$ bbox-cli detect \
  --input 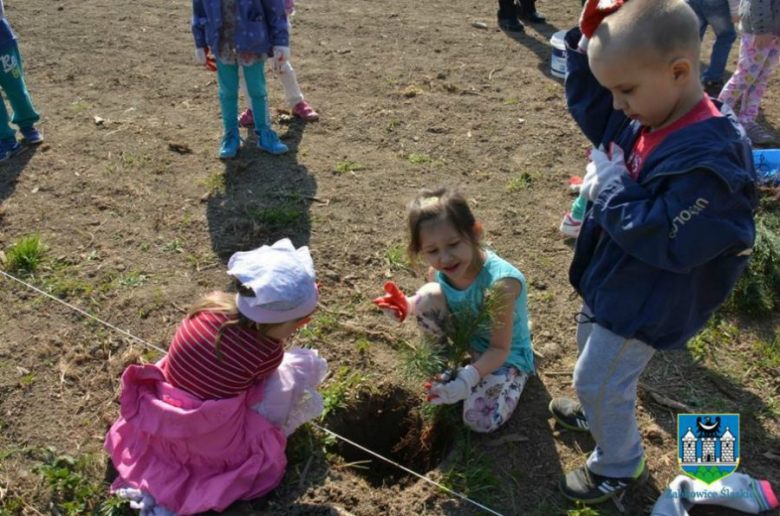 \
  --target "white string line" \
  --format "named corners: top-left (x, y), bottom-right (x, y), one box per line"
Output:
top-left (1, 269), bottom-right (504, 516)
top-left (310, 422), bottom-right (504, 516)
top-left (1, 270), bottom-right (169, 356)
